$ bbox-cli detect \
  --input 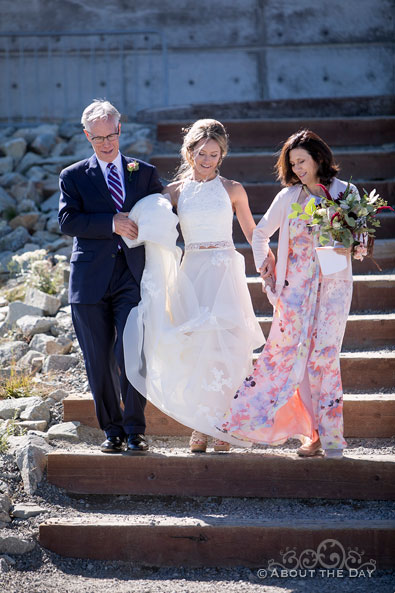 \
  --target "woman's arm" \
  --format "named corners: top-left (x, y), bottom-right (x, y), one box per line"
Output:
top-left (162, 181), bottom-right (181, 208)
top-left (225, 178), bottom-right (276, 283)
top-left (252, 190), bottom-right (285, 272)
